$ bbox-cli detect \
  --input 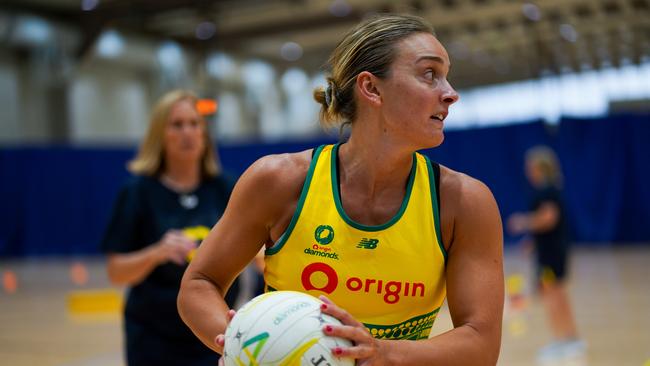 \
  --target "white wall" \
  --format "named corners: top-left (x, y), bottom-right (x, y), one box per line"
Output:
top-left (0, 57), bottom-right (20, 142)
top-left (69, 63), bottom-right (149, 144)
